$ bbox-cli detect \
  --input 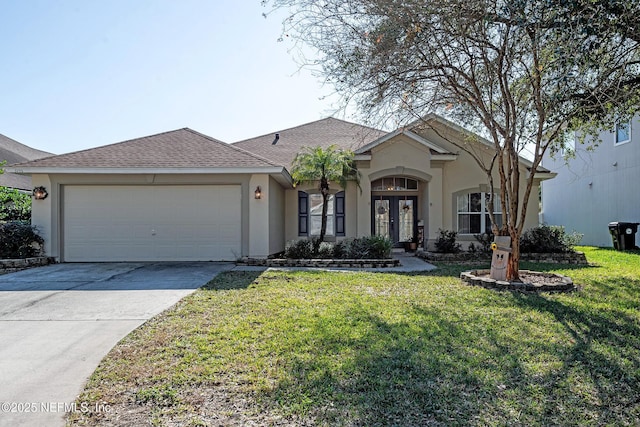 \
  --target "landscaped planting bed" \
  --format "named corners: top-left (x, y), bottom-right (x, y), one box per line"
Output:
top-left (237, 257), bottom-right (399, 268)
top-left (418, 249), bottom-right (588, 265)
